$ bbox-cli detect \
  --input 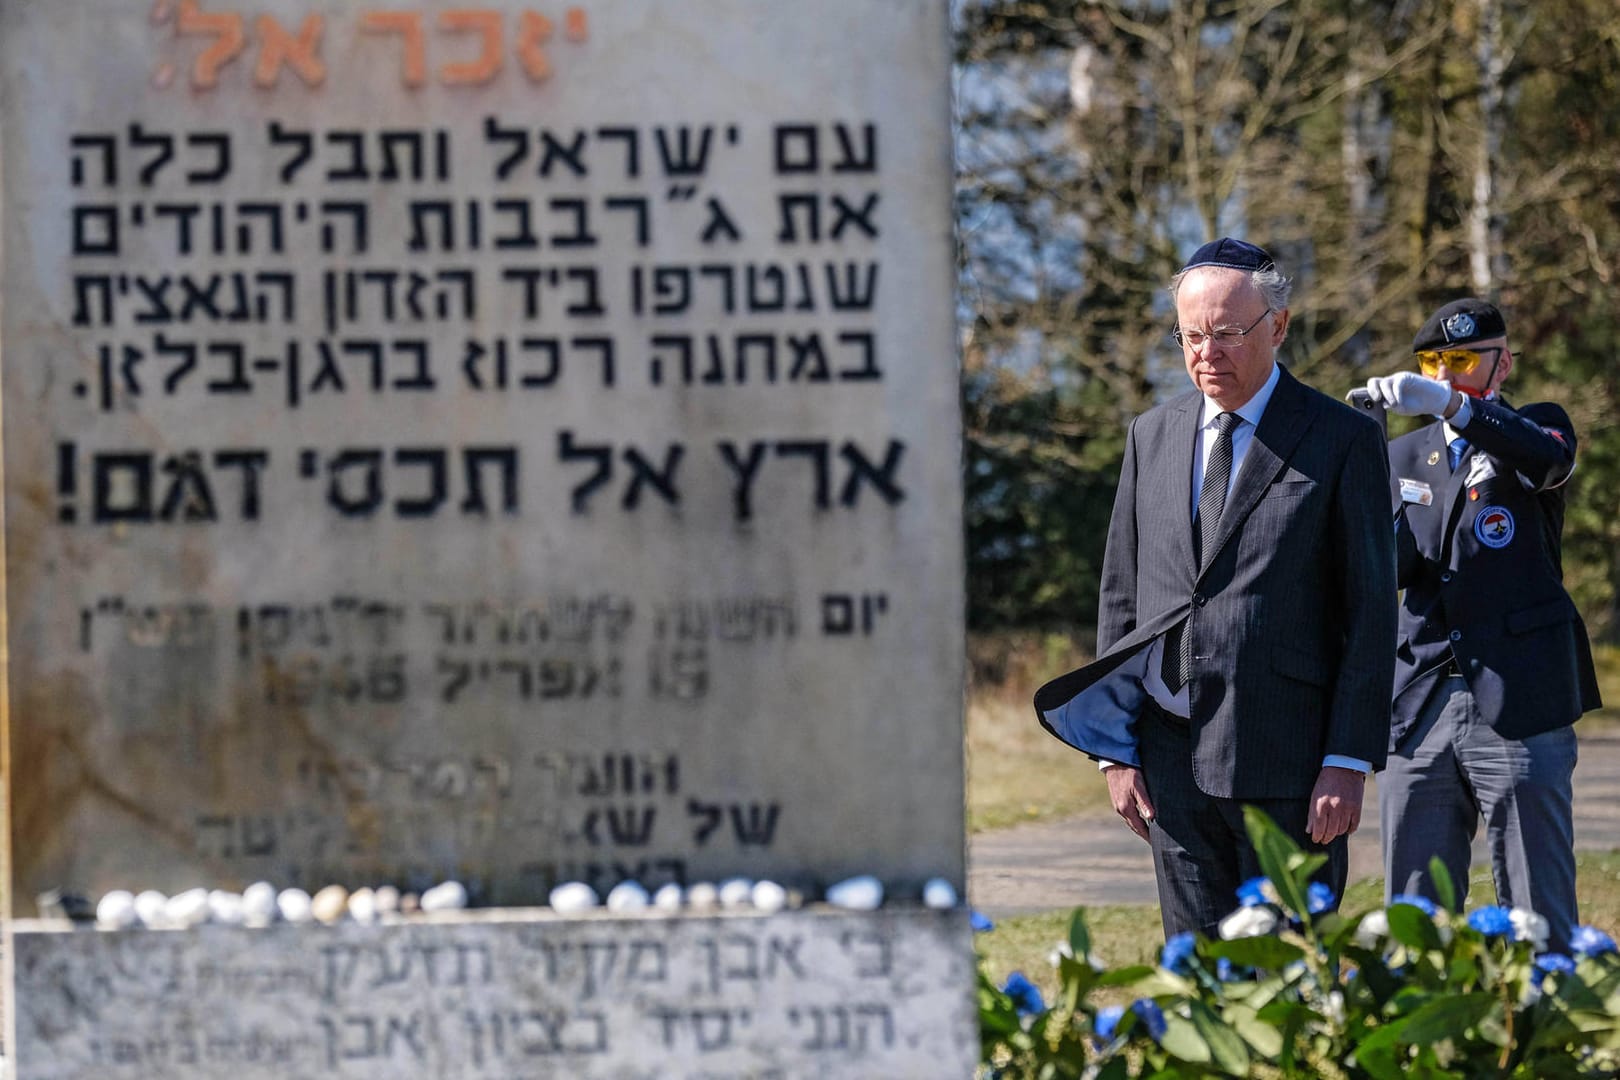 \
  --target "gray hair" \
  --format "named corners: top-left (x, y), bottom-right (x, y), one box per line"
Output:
top-left (1170, 265), bottom-right (1293, 312)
